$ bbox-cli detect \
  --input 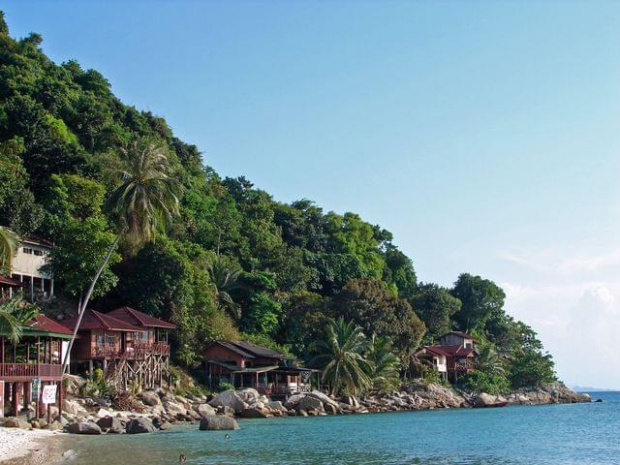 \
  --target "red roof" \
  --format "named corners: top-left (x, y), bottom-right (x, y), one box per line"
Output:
top-left (107, 307), bottom-right (176, 330)
top-left (26, 314), bottom-right (73, 336)
top-left (0, 275), bottom-right (23, 287)
top-left (418, 345), bottom-right (477, 358)
top-left (62, 309), bottom-right (141, 332)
